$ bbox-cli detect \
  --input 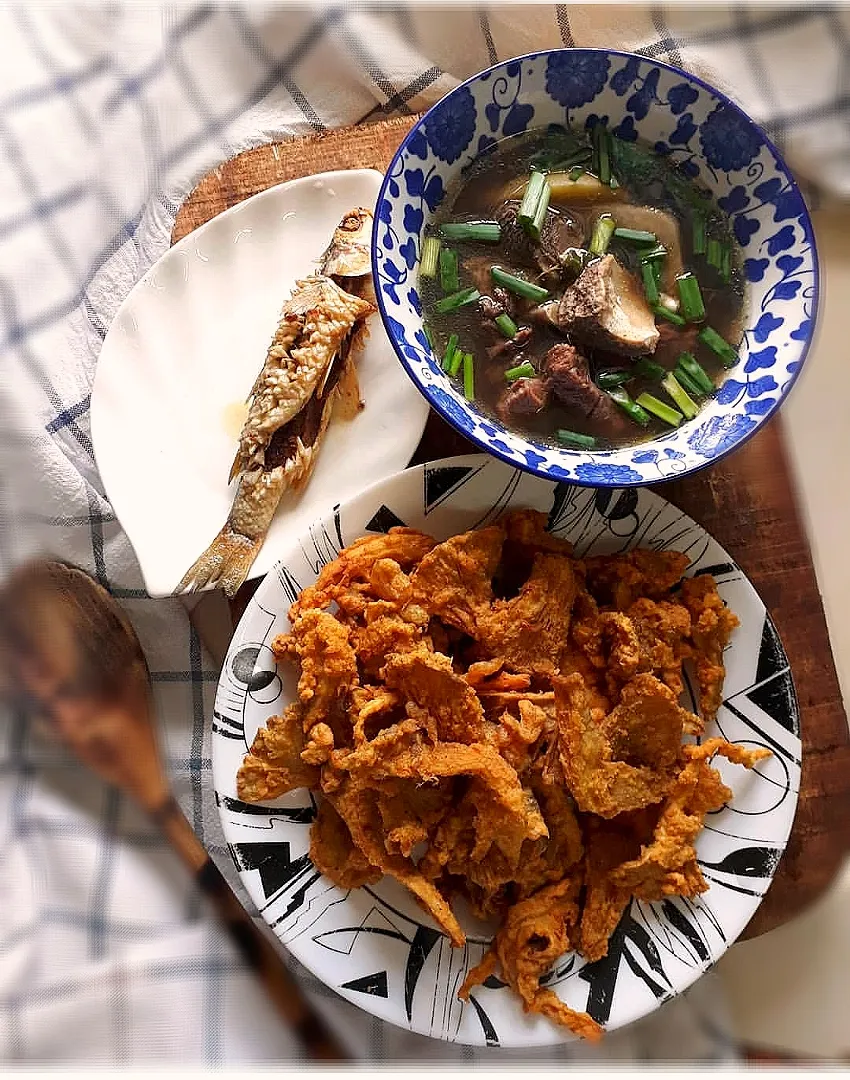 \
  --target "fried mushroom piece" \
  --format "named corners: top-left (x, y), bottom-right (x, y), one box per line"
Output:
top-left (478, 552), bottom-right (578, 673)
top-left (382, 646), bottom-right (486, 744)
top-left (680, 574), bottom-right (740, 724)
top-left (280, 609), bottom-right (359, 735)
top-left (555, 672), bottom-right (693, 818)
top-left (583, 549), bottom-right (690, 611)
top-left (290, 527), bottom-right (436, 618)
top-left (409, 525), bottom-right (505, 637)
top-left (236, 704), bottom-right (320, 802)
top-left (309, 798), bottom-right (382, 888)
top-left (459, 875), bottom-right (603, 1043)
